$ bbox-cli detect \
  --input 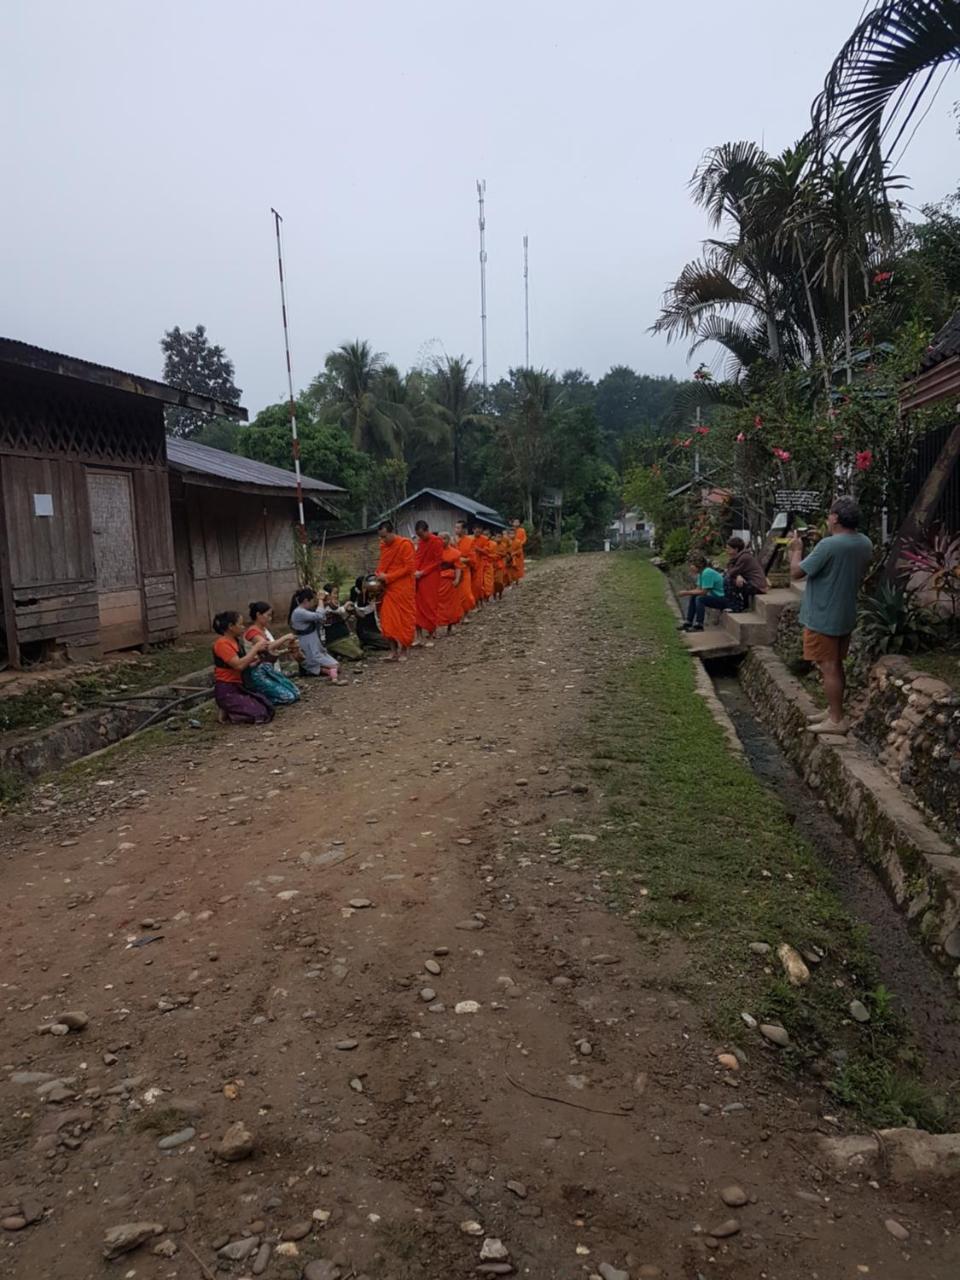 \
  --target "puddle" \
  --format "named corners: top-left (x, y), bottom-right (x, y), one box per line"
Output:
top-left (712, 668), bottom-right (960, 1084)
